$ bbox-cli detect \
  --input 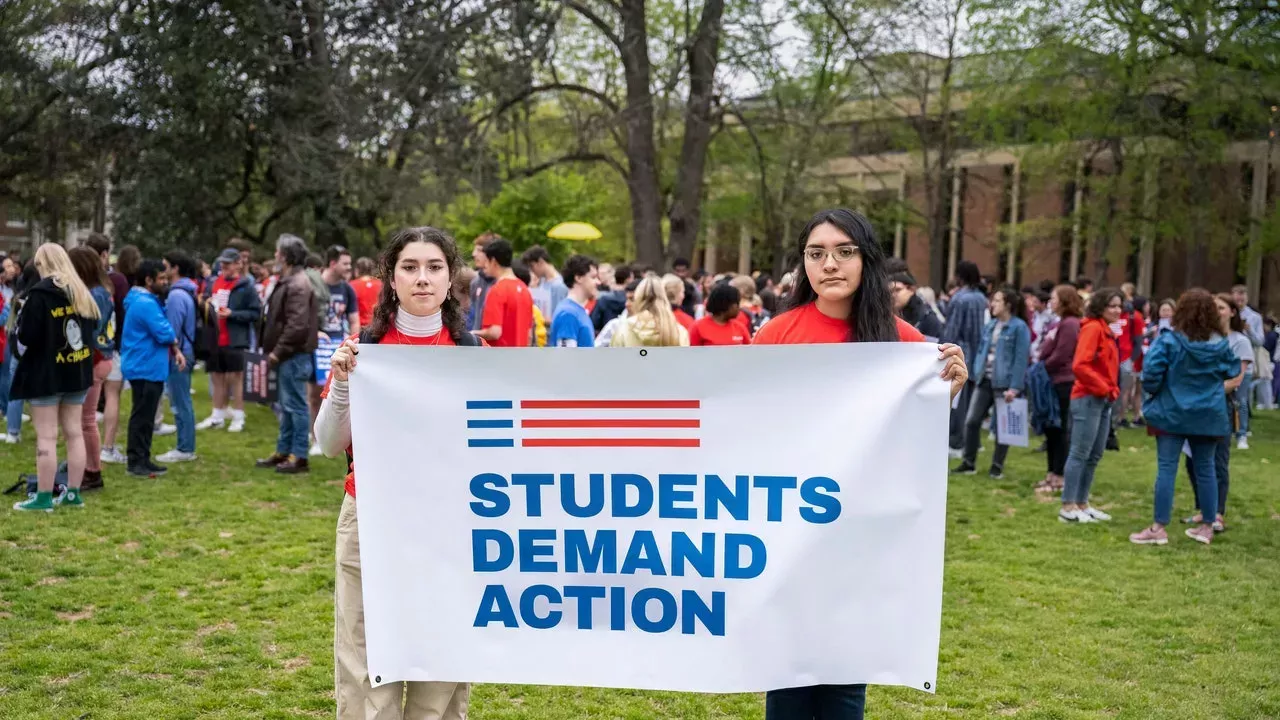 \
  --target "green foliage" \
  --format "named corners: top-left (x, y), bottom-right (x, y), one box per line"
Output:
top-left (445, 171), bottom-right (617, 265)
